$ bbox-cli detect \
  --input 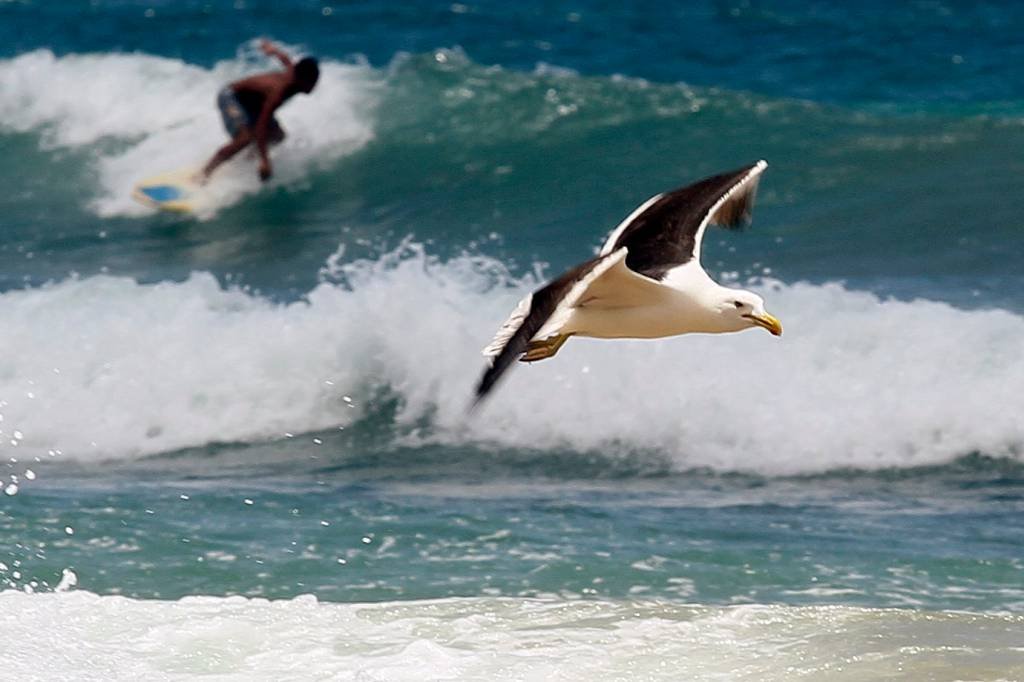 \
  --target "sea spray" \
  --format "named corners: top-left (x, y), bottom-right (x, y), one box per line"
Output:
top-left (0, 246), bottom-right (1020, 472)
